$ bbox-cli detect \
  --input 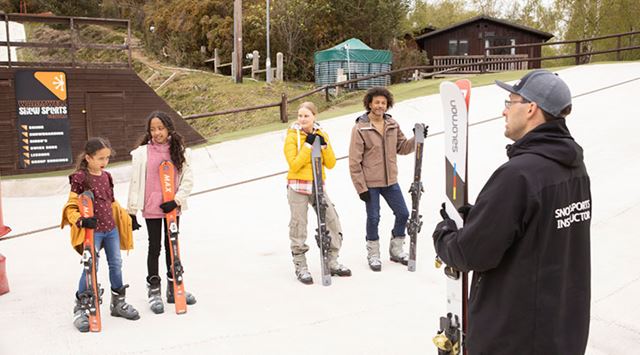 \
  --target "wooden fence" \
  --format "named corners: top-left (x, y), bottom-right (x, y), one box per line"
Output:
top-left (184, 29), bottom-right (639, 124)
top-left (433, 54), bottom-right (529, 73)
top-left (1, 12), bottom-right (131, 69)
top-left (204, 48), bottom-right (283, 81)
